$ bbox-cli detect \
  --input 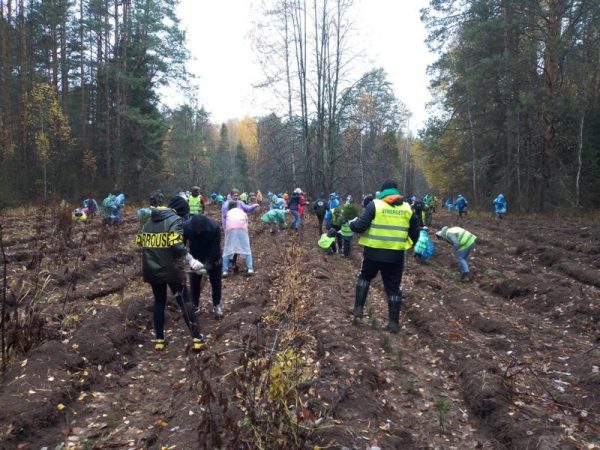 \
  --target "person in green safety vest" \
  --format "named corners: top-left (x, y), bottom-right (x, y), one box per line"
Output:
top-left (349, 179), bottom-right (420, 333)
top-left (435, 225), bottom-right (477, 281)
top-left (318, 228), bottom-right (338, 254)
top-left (188, 186), bottom-right (205, 216)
